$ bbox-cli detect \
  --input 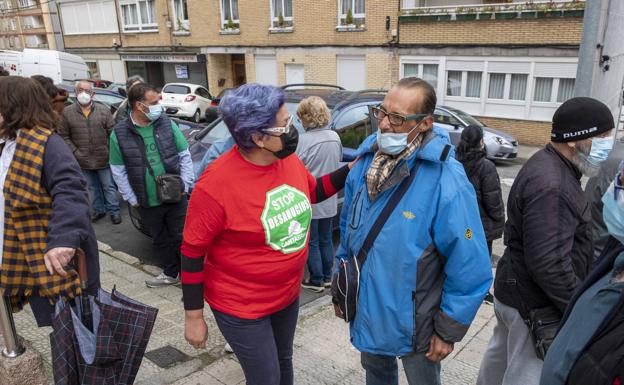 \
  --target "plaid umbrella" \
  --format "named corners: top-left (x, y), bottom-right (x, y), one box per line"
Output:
top-left (50, 285), bottom-right (158, 385)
